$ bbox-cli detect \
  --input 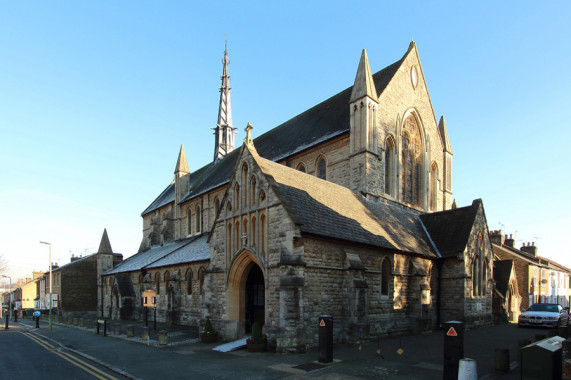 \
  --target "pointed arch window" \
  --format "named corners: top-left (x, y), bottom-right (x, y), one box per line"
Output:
top-left (187, 208), bottom-right (192, 235)
top-left (381, 257), bottom-right (391, 296)
top-left (164, 271), bottom-right (170, 283)
top-left (242, 163), bottom-right (248, 207)
top-left (227, 221), bottom-right (233, 258)
top-left (242, 217), bottom-right (248, 247)
top-left (251, 215), bottom-right (257, 248)
top-left (385, 136), bottom-right (395, 197)
top-left (260, 212), bottom-right (266, 253)
top-left (155, 273), bottom-right (160, 295)
top-left (195, 205), bottom-right (201, 234)
top-left (234, 183), bottom-right (240, 210)
top-left (401, 115), bottom-right (423, 207)
top-left (186, 269), bottom-right (193, 295)
top-left (250, 176), bottom-right (257, 206)
top-left (430, 162), bottom-right (438, 211)
top-left (316, 155), bottom-right (327, 180)
top-left (198, 267), bottom-right (205, 293)
top-left (296, 163), bottom-right (306, 173)
top-left (215, 197), bottom-right (220, 216)
top-left (235, 220), bottom-right (240, 251)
